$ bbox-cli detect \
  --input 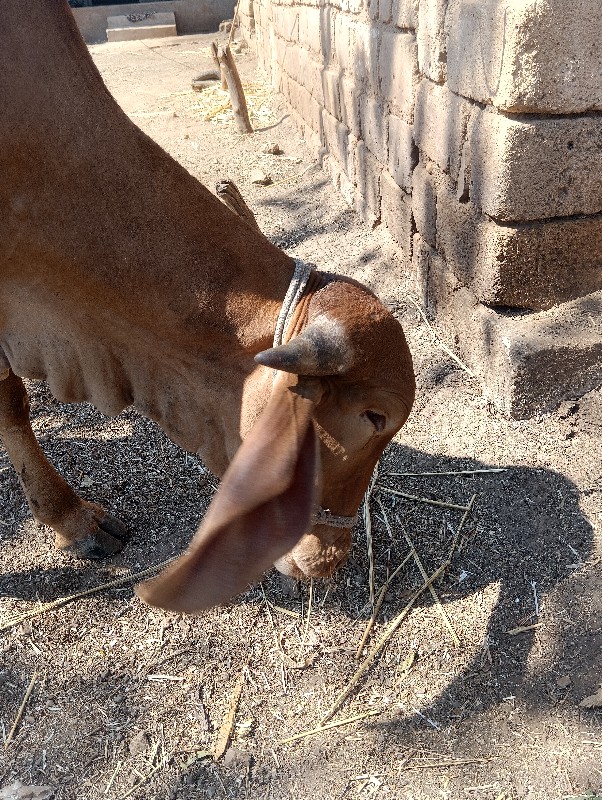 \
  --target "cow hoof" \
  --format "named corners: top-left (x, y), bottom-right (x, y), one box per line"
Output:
top-left (55, 503), bottom-right (129, 559)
